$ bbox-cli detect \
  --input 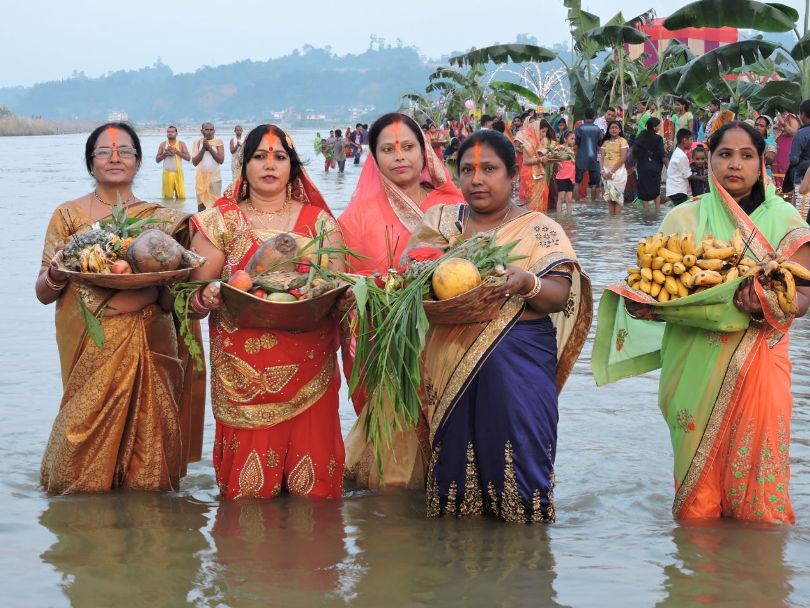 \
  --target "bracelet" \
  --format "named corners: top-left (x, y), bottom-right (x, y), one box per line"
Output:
top-left (45, 267), bottom-right (68, 291)
top-left (520, 275), bottom-right (543, 300)
top-left (190, 288), bottom-right (210, 315)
